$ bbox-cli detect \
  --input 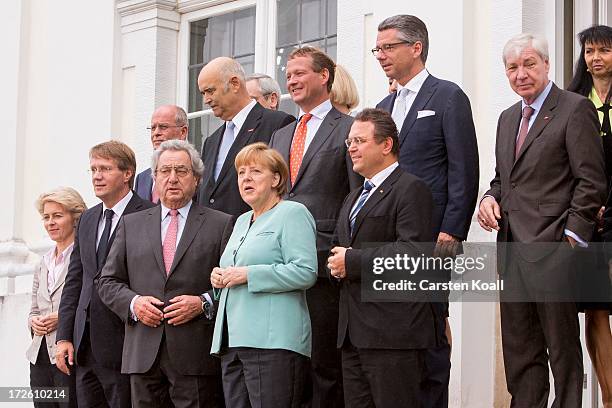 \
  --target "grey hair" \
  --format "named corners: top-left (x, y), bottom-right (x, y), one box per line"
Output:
top-left (151, 140), bottom-right (204, 178)
top-left (246, 73), bottom-right (282, 98)
top-left (502, 33), bottom-right (549, 65)
top-left (221, 59), bottom-right (247, 91)
top-left (173, 106), bottom-right (188, 127)
top-left (378, 15), bottom-right (429, 63)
